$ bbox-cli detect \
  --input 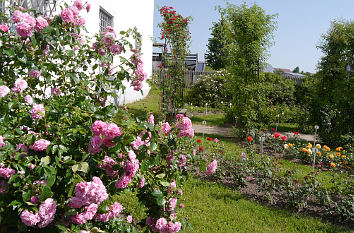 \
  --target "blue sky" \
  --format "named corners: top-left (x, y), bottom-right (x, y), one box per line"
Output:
top-left (153, 0), bottom-right (354, 73)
